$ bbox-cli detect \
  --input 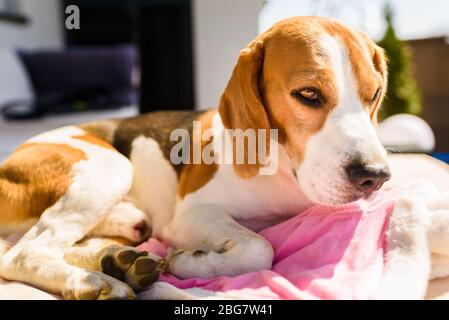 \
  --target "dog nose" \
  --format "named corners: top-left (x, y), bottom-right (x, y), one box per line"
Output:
top-left (133, 220), bottom-right (151, 239)
top-left (345, 163), bottom-right (391, 192)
